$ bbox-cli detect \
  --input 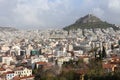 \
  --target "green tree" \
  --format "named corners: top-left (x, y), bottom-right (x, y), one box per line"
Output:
top-left (98, 50), bottom-right (102, 60)
top-left (111, 44), bottom-right (114, 50)
top-left (102, 46), bottom-right (106, 58)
